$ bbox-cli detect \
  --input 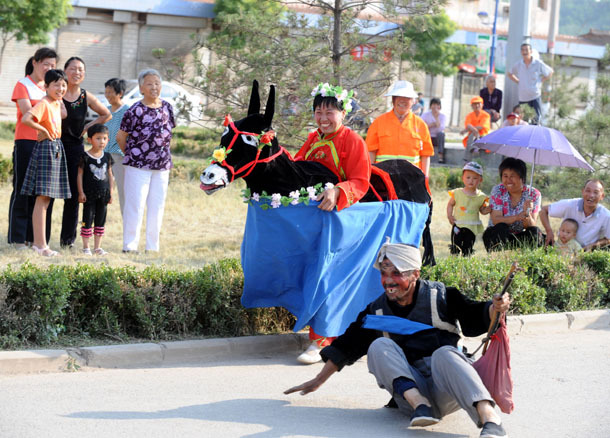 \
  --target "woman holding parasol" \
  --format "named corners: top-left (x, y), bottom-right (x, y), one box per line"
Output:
top-left (483, 157), bottom-right (543, 252)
